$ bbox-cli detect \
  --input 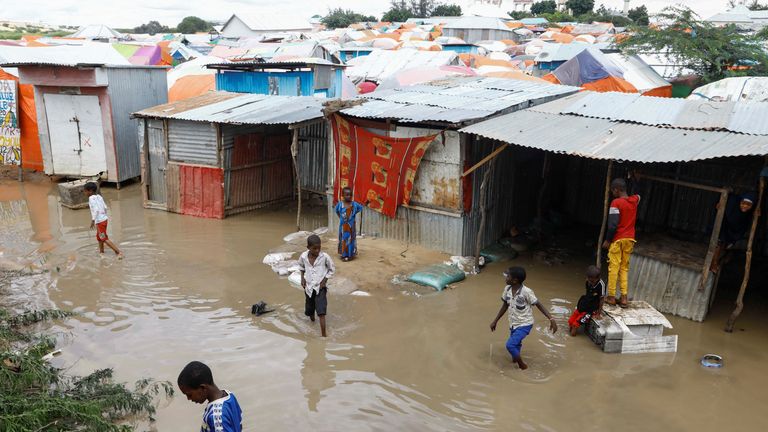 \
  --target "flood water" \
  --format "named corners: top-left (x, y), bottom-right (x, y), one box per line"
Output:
top-left (2, 179), bottom-right (767, 432)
